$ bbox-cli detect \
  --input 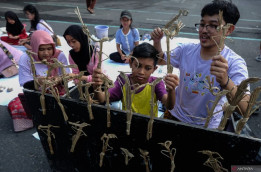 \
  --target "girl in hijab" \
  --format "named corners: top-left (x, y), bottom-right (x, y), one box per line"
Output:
top-left (19, 30), bottom-right (70, 87)
top-left (63, 25), bottom-right (99, 83)
top-left (1, 11), bottom-right (28, 45)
